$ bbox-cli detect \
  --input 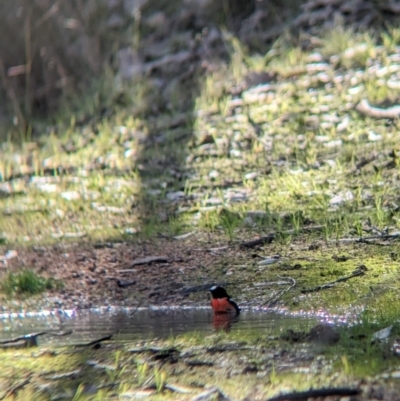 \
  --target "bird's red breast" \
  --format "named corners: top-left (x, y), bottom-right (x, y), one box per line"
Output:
top-left (211, 297), bottom-right (238, 314)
